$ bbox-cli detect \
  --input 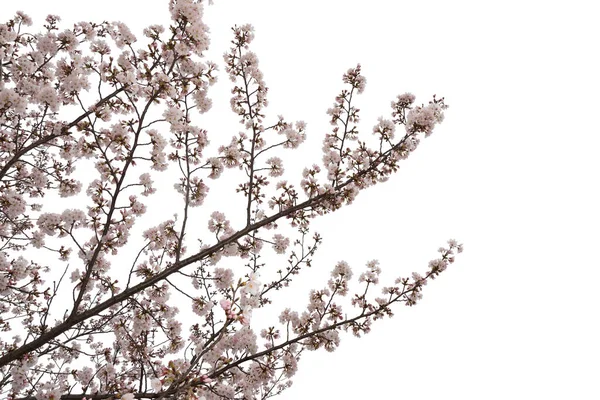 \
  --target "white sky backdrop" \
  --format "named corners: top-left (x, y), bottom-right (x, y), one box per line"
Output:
top-left (4, 0), bottom-right (600, 399)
